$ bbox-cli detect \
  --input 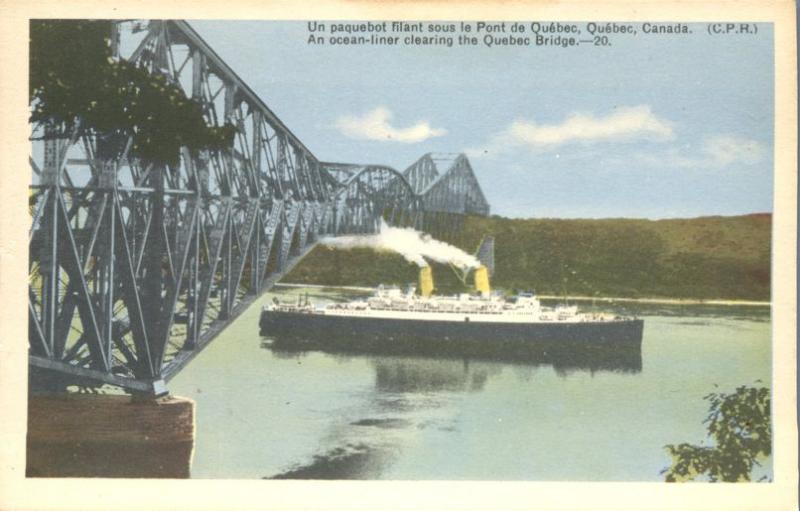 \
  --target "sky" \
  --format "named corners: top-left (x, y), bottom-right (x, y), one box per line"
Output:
top-left (190, 21), bottom-right (774, 219)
